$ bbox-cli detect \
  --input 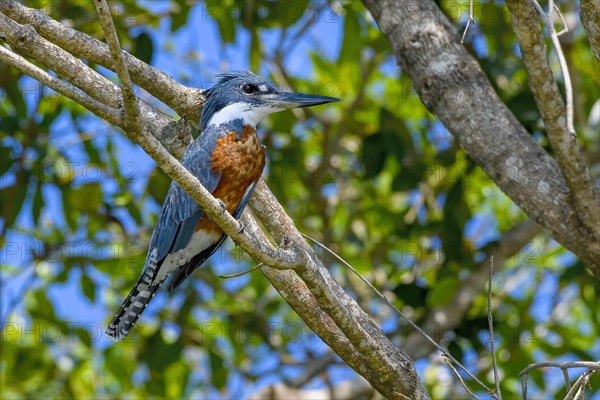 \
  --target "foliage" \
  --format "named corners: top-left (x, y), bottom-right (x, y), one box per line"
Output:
top-left (1, 0), bottom-right (598, 398)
